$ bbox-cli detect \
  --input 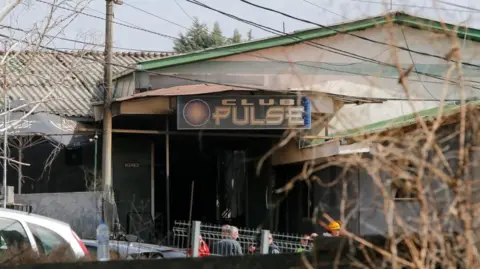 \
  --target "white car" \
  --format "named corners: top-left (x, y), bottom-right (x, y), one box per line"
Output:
top-left (0, 208), bottom-right (88, 258)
